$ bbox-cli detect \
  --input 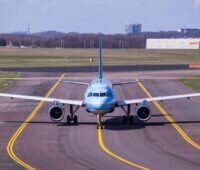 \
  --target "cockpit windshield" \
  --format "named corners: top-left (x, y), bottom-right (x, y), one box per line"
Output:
top-left (93, 93), bottom-right (99, 97)
top-left (88, 92), bottom-right (112, 97)
top-left (88, 93), bottom-right (92, 97)
top-left (100, 93), bottom-right (106, 97)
